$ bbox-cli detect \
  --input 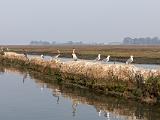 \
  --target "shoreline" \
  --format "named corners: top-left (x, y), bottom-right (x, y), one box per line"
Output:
top-left (0, 54), bottom-right (160, 104)
top-left (1, 65), bottom-right (159, 120)
top-left (3, 44), bottom-right (160, 64)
